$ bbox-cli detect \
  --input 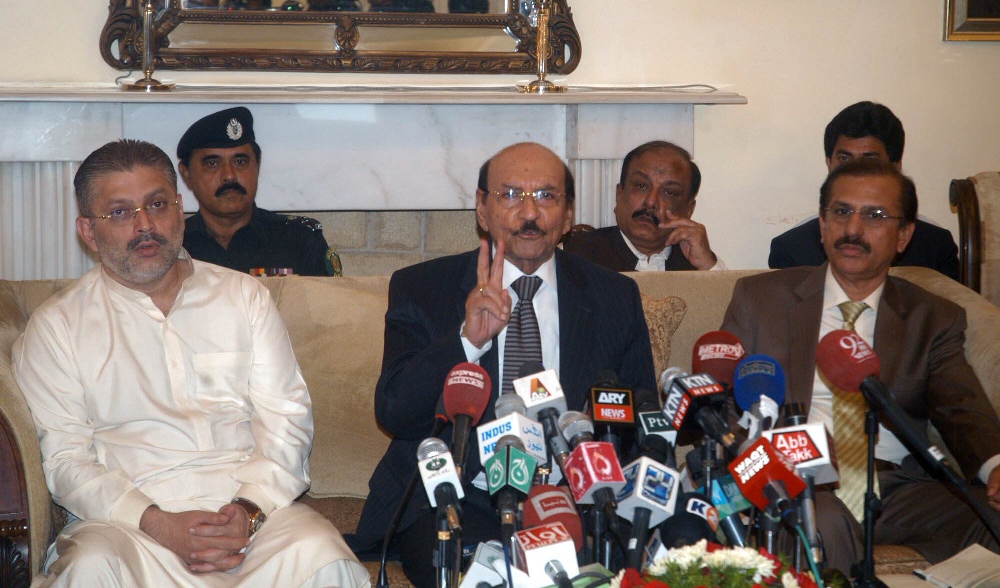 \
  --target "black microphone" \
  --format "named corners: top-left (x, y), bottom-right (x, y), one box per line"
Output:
top-left (655, 492), bottom-right (719, 548)
top-left (661, 372), bottom-right (742, 459)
